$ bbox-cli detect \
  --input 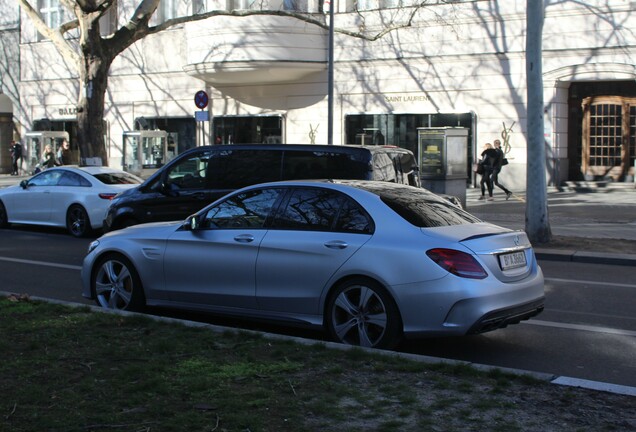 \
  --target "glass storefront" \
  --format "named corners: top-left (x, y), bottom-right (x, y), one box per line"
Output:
top-left (212, 115), bottom-right (283, 144)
